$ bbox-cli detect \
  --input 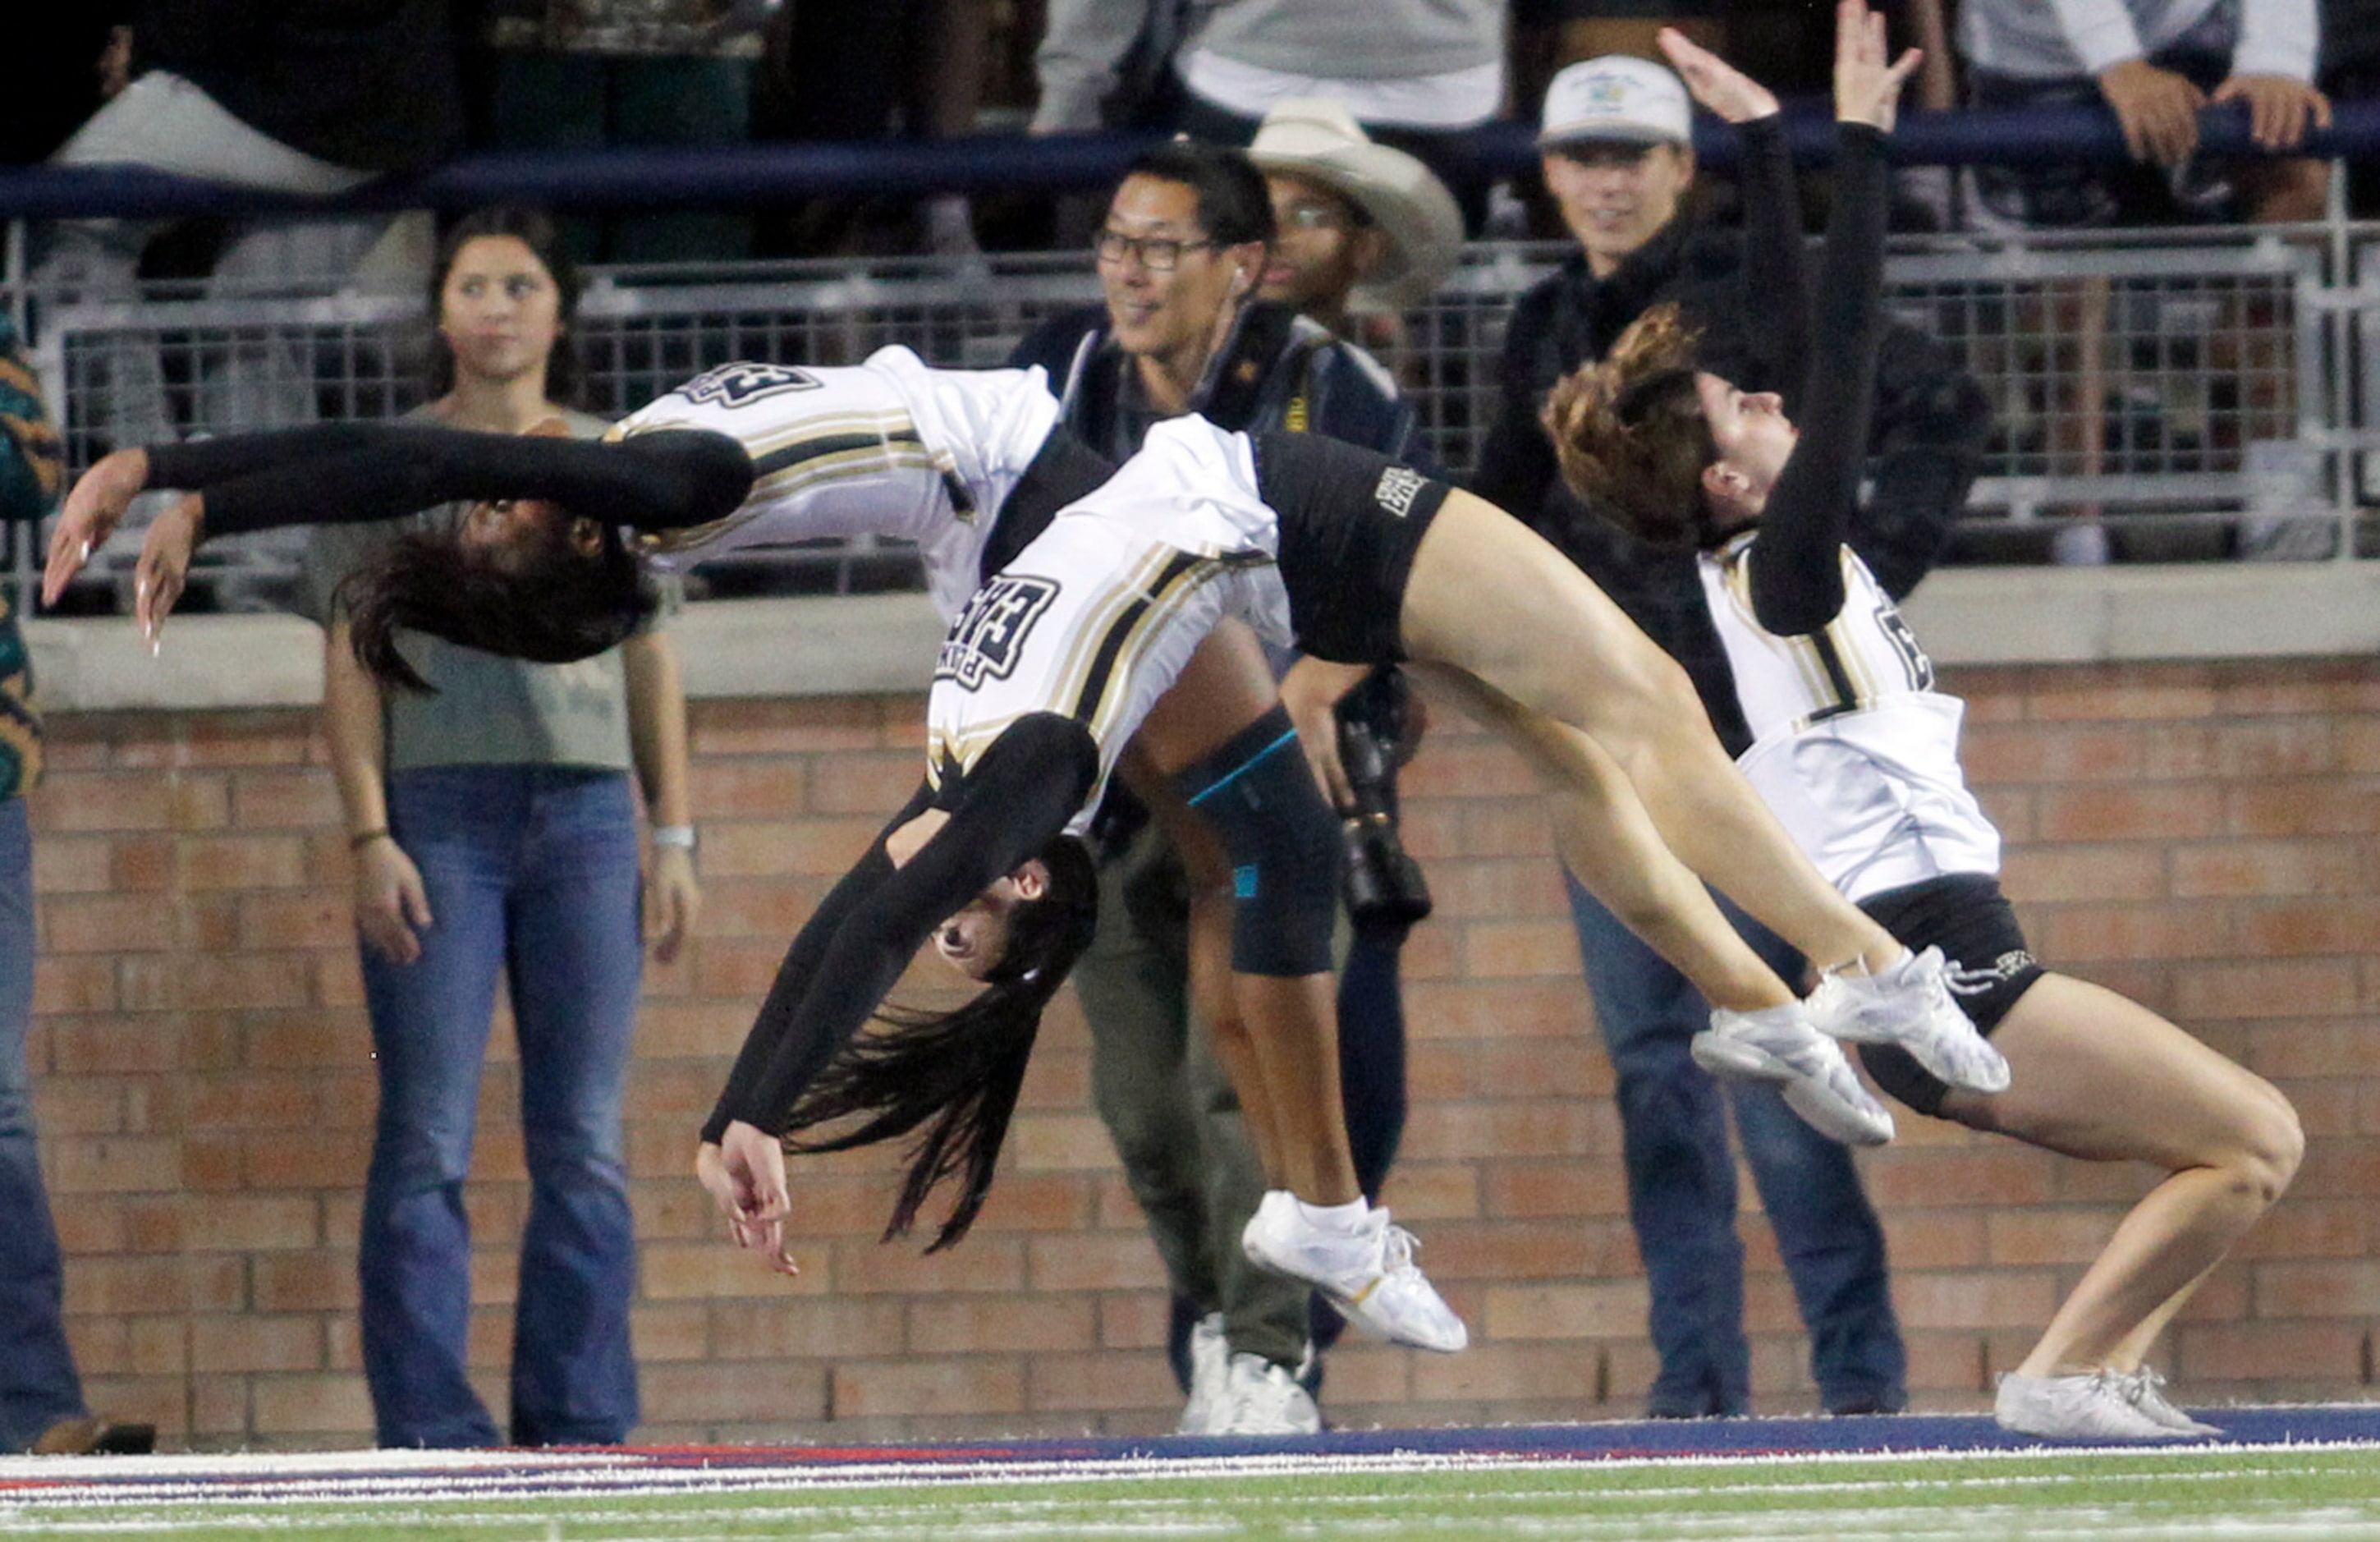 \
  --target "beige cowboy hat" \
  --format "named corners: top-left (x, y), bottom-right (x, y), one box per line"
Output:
top-left (1246, 98), bottom-right (1465, 310)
